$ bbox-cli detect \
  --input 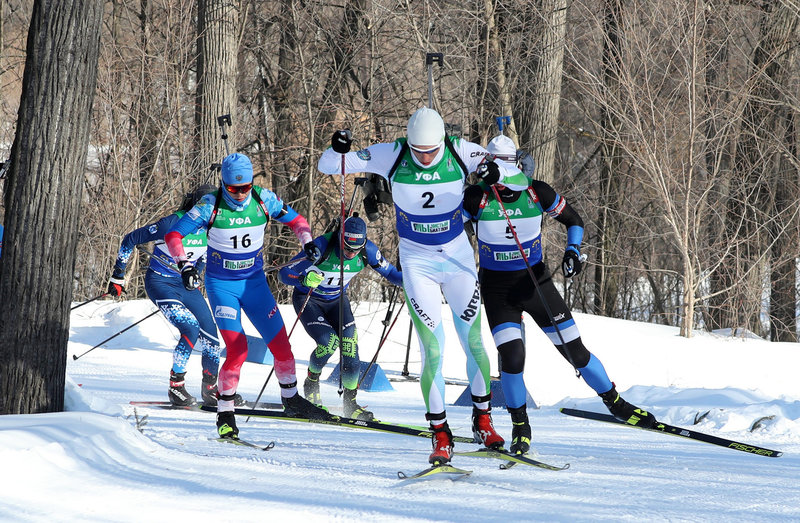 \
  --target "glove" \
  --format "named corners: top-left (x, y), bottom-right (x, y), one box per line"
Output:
top-left (476, 160), bottom-right (501, 185)
top-left (178, 261), bottom-right (201, 290)
top-left (303, 269), bottom-right (324, 288)
top-left (304, 242), bottom-right (322, 264)
top-left (331, 130), bottom-right (352, 154)
top-left (107, 276), bottom-right (125, 297)
top-left (562, 245), bottom-right (583, 278)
